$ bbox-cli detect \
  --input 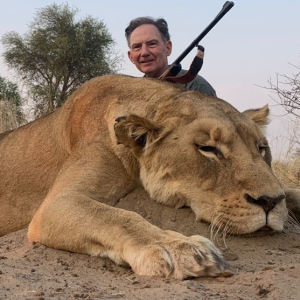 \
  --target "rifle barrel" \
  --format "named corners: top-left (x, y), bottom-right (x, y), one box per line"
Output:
top-left (172, 1), bottom-right (234, 66)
